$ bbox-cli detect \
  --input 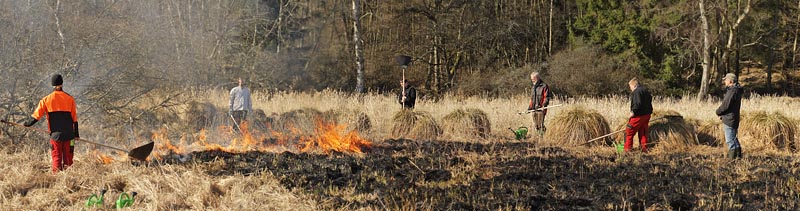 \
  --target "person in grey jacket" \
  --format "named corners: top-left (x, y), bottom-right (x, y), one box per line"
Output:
top-left (527, 72), bottom-right (552, 136)
top-left (716, 73), bottom-right (743, 159)
top-left (229, 78), bottom-right (252, 131)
